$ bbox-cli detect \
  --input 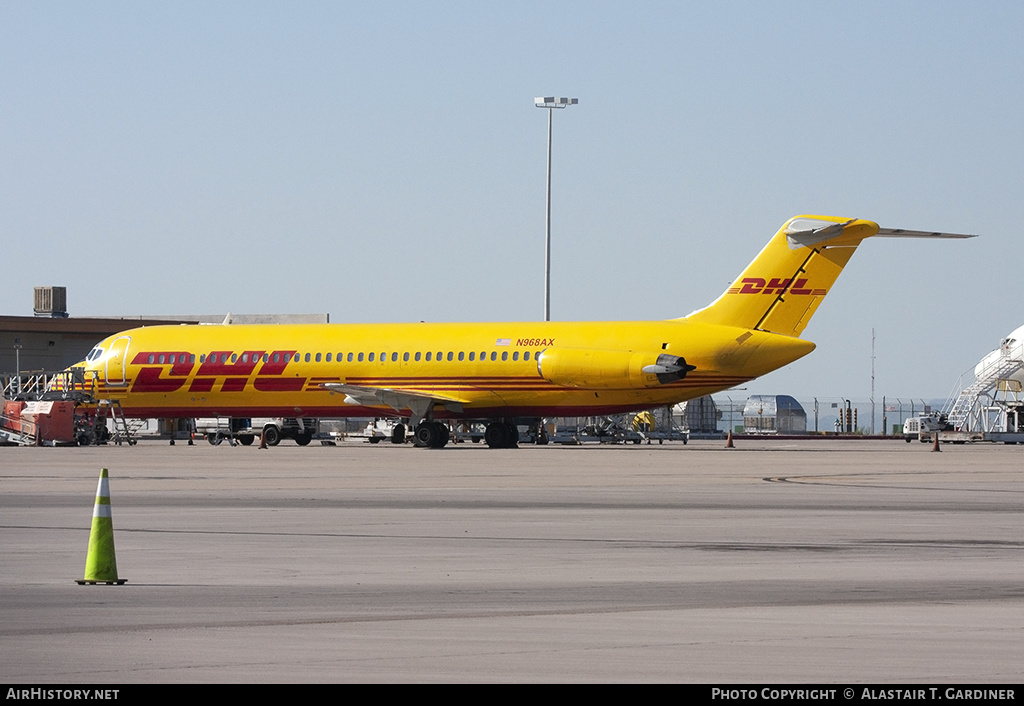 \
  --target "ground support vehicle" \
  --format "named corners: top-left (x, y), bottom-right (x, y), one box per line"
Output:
top-left (196, 417), bottom-right (319, 446)
top-left (359, 418), bottom-right (408, 444)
